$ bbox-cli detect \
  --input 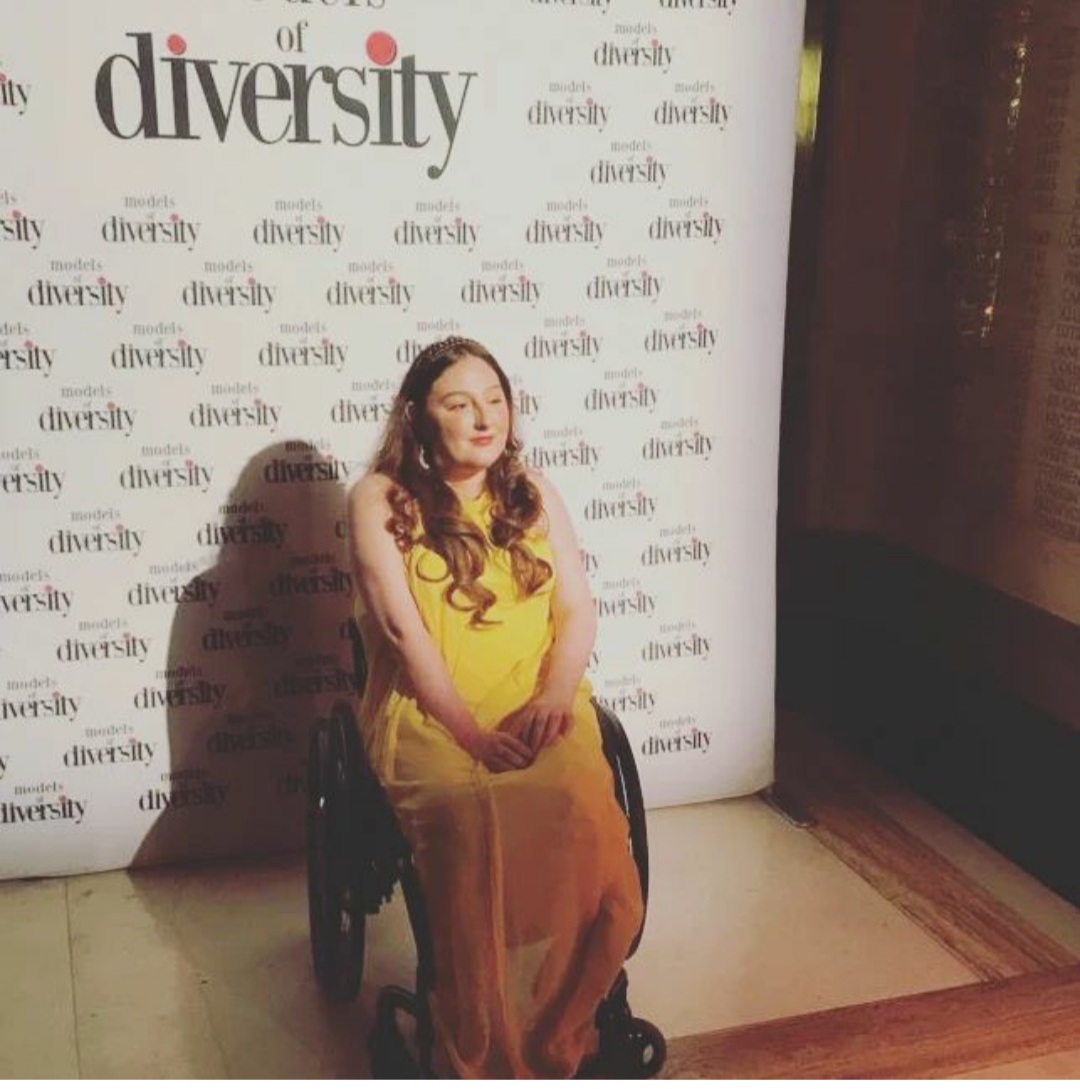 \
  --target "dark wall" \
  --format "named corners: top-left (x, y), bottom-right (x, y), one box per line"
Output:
top-left (778, 0), bottom-right (1080, 906)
